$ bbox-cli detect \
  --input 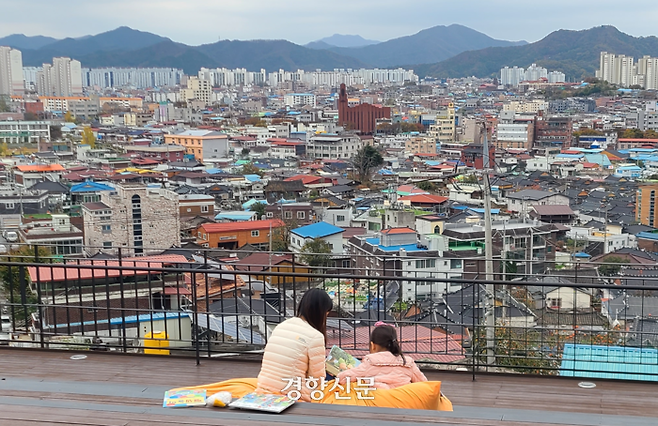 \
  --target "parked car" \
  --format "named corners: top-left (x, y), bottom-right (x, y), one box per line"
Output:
top-left (1, 315), bottom-right (11, 332)
top-left (3, 231), bottom-right (18, 242)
